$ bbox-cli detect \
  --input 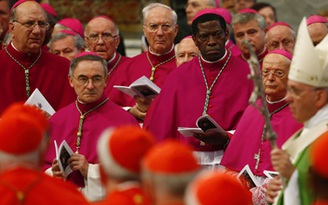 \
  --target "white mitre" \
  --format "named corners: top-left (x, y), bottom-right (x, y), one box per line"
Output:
top-left (289, 17), bottom-right (328, 87)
